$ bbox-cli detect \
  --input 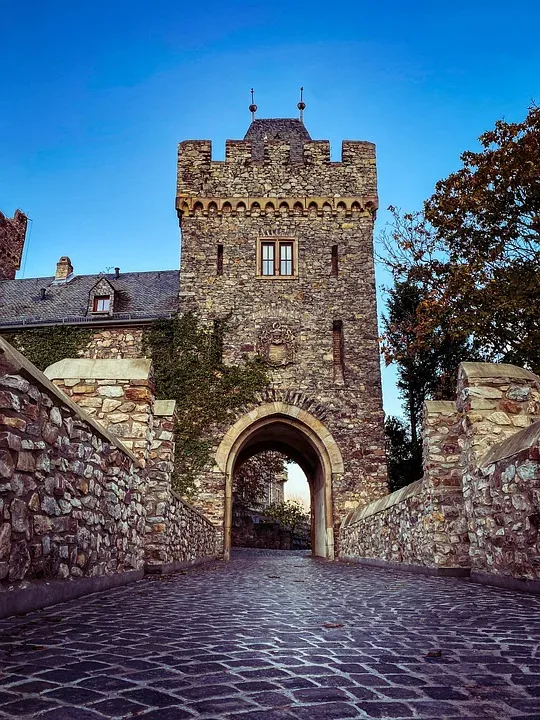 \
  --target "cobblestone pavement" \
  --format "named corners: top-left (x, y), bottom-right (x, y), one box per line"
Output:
top-left (0, 549), bottom-right (539, 720)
